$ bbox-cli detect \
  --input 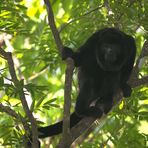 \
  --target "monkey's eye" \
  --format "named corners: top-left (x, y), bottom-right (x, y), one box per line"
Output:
top-left (101, 44), bottom-right (121, 54)
top-left (101, 44), bottom-right (112, 52)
